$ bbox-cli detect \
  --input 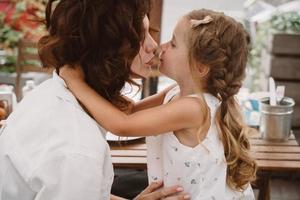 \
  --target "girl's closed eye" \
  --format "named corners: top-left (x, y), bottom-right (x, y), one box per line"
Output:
top-left (170, 40), bottom-right (176, 48)
top-left (169, 35), bottom-right (177, 48)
